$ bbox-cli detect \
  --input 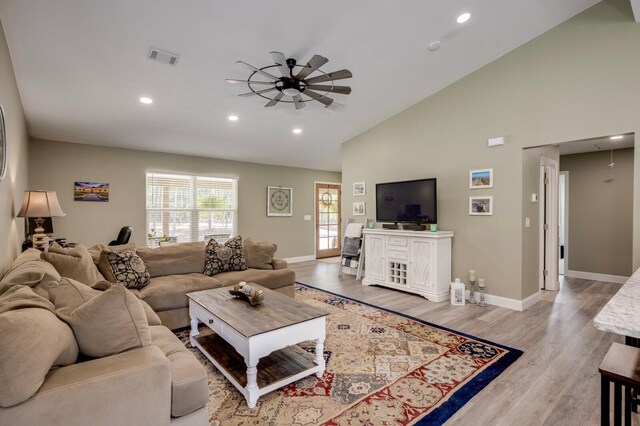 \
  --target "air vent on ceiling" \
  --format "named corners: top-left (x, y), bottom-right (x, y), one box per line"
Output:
top-left (148, 47), bottom-right (180, 66)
